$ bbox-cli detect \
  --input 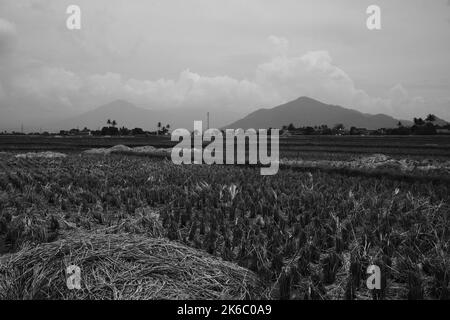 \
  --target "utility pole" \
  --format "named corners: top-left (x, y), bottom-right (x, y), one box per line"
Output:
top-left (207, 112), bottom-right (210, 130)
